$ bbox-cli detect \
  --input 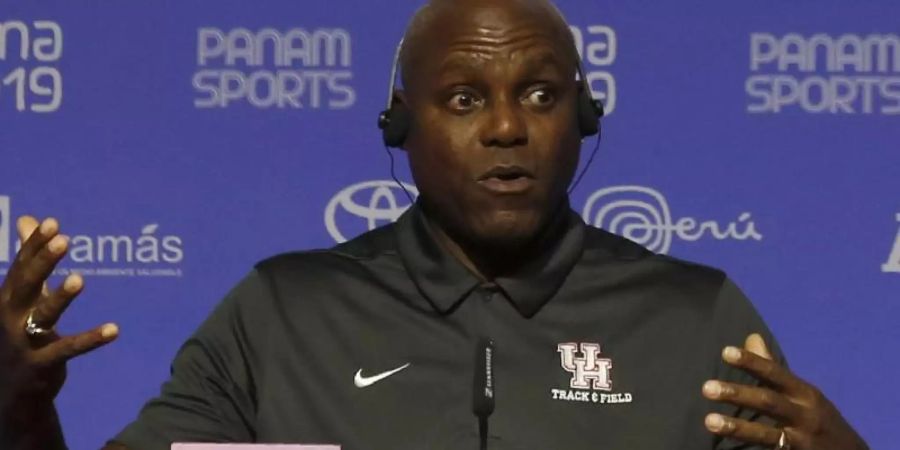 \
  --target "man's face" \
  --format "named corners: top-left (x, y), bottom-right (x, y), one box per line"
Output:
top-left (402, 2), bottom-right (583, 248)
